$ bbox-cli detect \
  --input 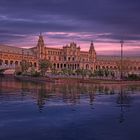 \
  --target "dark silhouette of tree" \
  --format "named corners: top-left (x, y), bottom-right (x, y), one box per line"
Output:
top-left (39, 59), bottom-right (52, 76)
